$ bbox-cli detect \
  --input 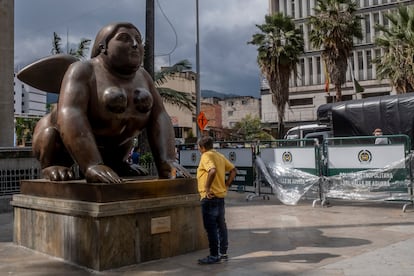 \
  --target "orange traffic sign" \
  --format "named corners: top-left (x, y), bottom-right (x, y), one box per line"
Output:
top-left (197, 112), bottom-right (208, 131)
